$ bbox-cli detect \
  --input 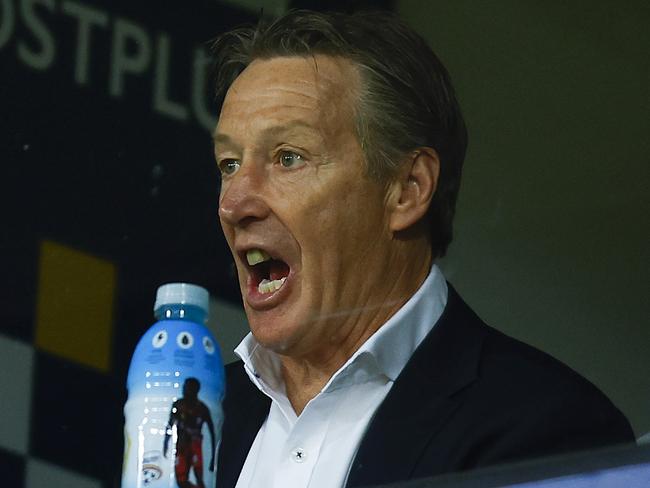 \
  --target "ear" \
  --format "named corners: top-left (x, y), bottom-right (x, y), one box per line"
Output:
top-left (388, 147), bottom-right (440, 233)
